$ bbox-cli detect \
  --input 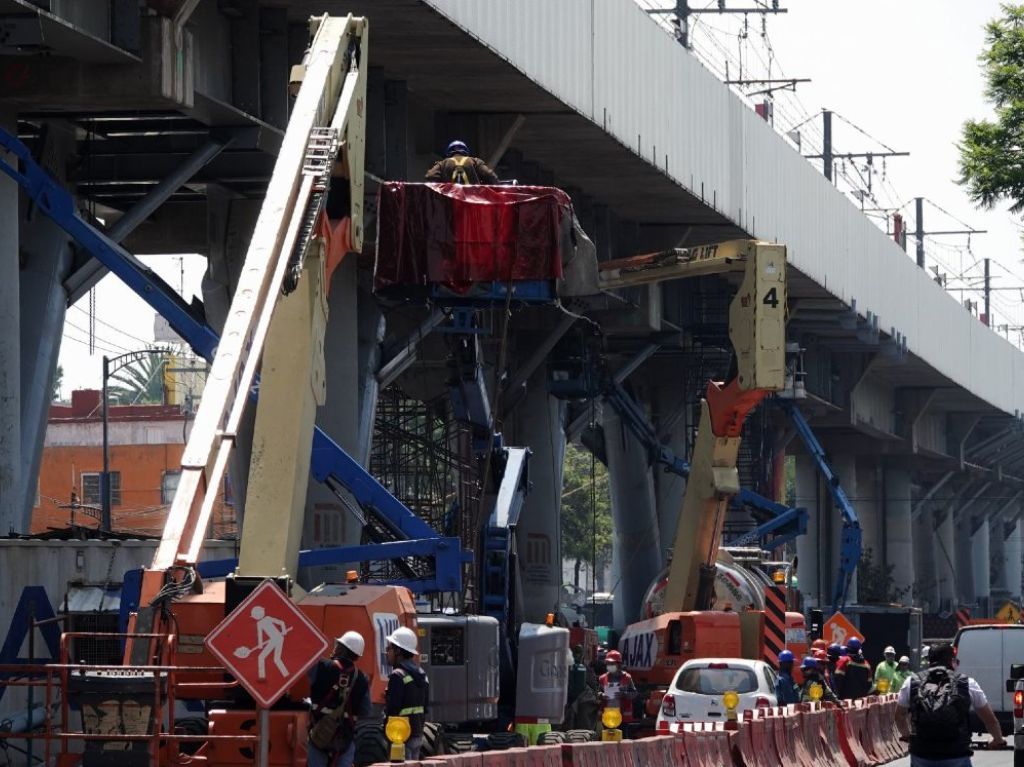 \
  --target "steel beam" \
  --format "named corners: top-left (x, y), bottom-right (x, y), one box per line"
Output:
top-left (503, 312), bottom-right (577, 400)
top-left (912, 471), bottom-right (955, 521)
top-left (566, 343), bottom-right (659, 441)
top-left (64, 136), bottom-right (231, 304)
top-left (376, 309), bottom-right (445, 389)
